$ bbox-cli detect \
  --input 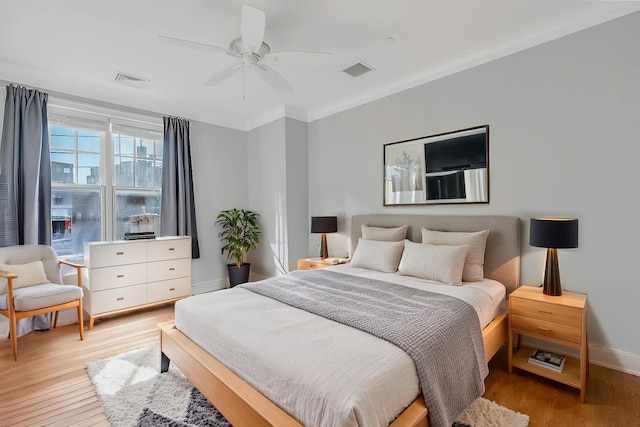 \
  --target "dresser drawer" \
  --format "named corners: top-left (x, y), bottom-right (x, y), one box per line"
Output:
top-left (148, 277), bottom-right (191, 303)
top-left (87, 284), bottom-right (147, 314)
top-left (511, 297), bottom-right (582, 328)
top-left (147, 238), bottom-right (191, 262)
top-left (511, 313), bottom-right (582, 344)
top-left (89, 242), bottom-right (147, 268)
top-left (88, 263), bottom-right (147, 291)
top-left (147, 258), bottom-right (191, 283)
